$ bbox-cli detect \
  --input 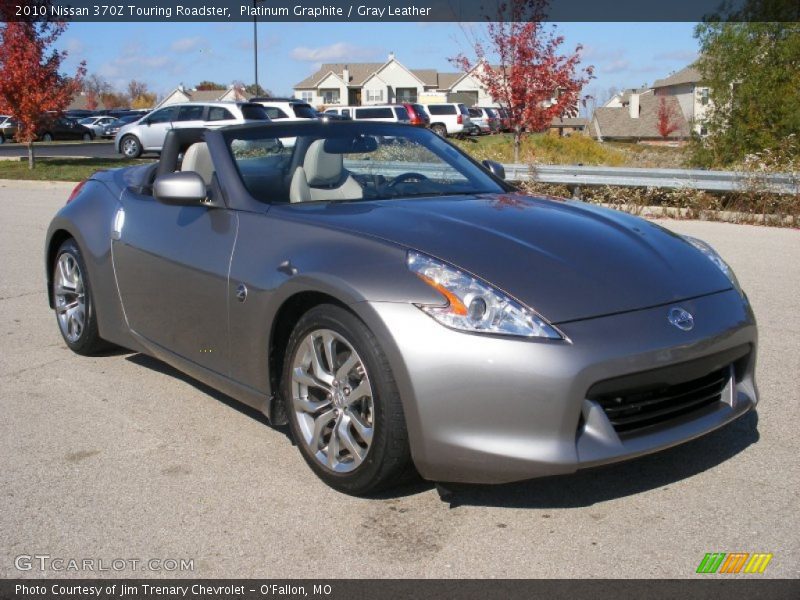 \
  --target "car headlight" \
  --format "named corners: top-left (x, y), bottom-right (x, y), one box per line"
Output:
top-left (406, 251), bottom-right (562, 339)
top-left (683, 236), bottom-right (743, 295)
